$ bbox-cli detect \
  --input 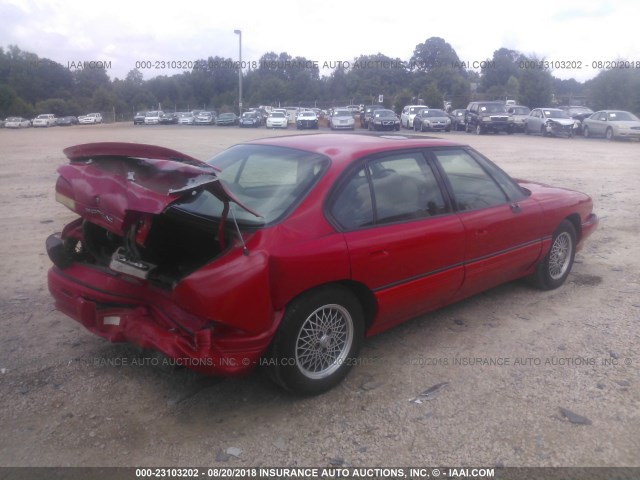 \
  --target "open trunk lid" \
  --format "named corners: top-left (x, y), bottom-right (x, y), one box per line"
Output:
top-left (58, 142), bottom-right (259, 234)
